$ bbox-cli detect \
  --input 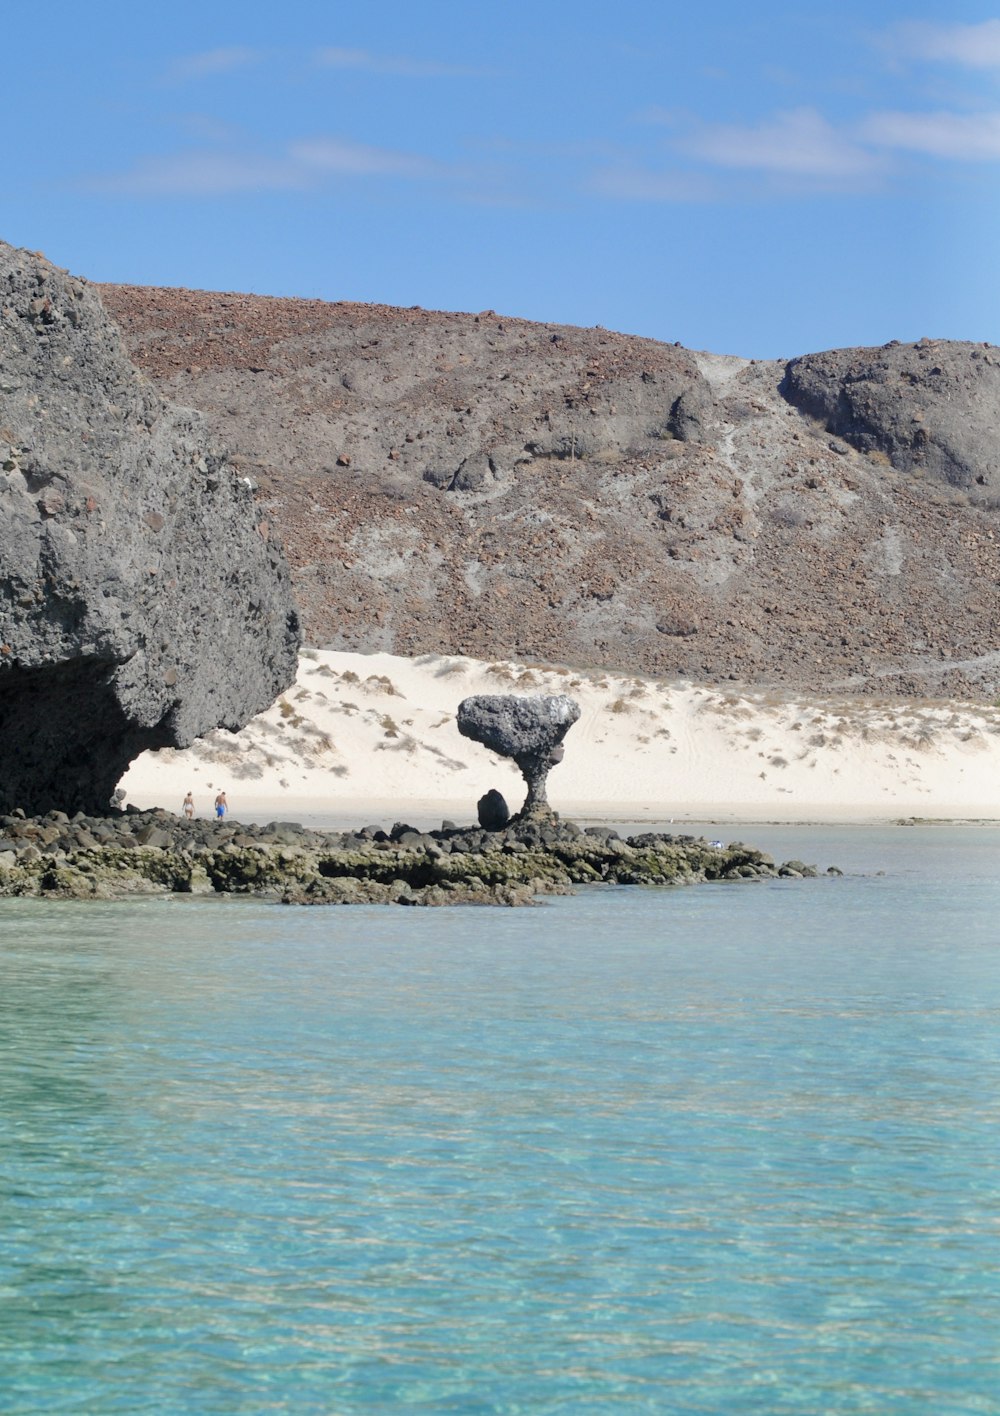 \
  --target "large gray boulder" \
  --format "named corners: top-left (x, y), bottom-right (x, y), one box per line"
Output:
top-left (781, 339), bottom-right (1000, 493)
top-left (0, 242), bottom-right (300, 813)
top-left (458, 693), bottom-right (580, 818)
